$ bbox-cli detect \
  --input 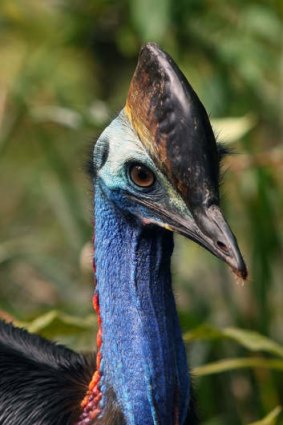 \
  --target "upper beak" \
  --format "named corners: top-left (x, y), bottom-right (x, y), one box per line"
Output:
top-left (168, 205), bottom-right (247, 280)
